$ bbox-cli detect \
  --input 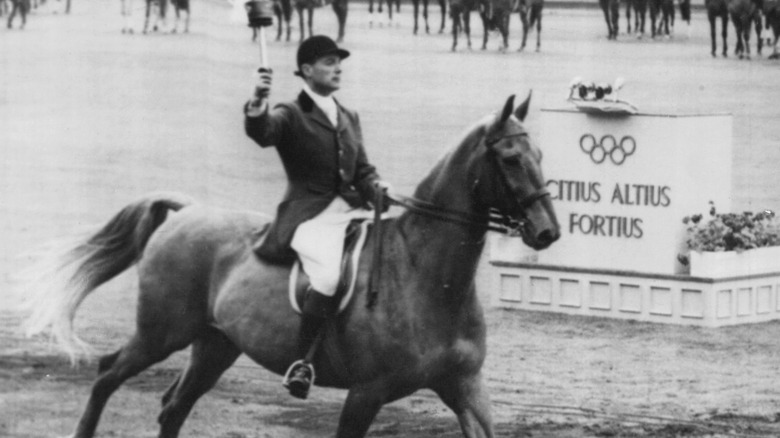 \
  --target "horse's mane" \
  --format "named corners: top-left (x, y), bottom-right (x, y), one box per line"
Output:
top-left (413, 113), bottom-right (496, 200)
